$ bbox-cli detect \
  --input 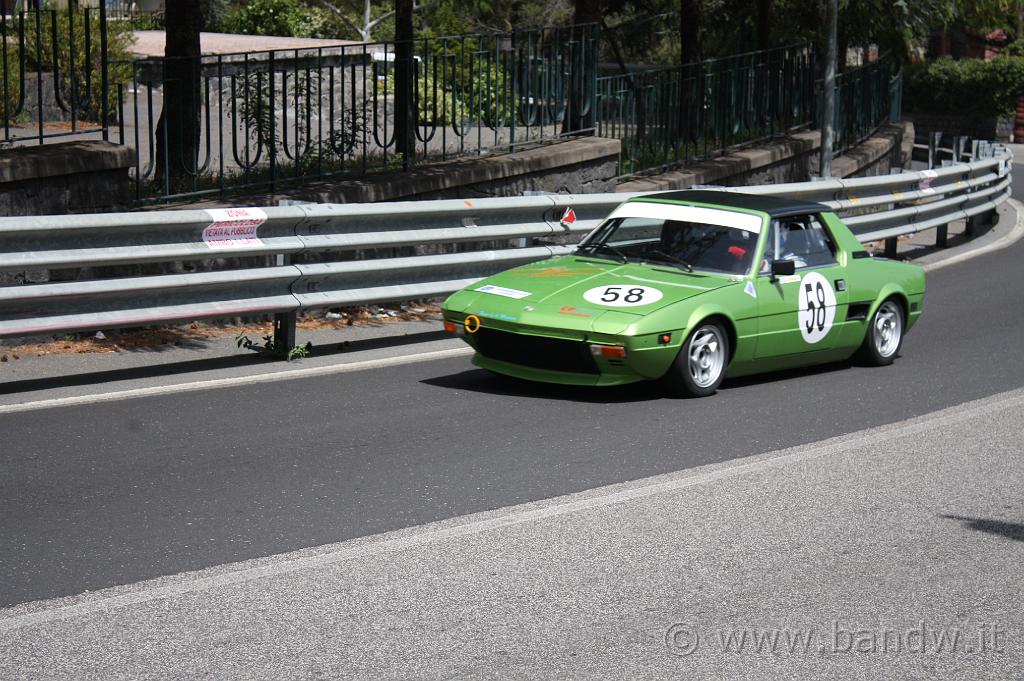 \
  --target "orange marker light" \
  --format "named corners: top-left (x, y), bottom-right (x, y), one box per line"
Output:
top-left (443, 321), bottom-right (458, 334)
top-left (658, 333), bottom-right (672, 345)
top-left (590, 344), bottom-right (627, 359)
